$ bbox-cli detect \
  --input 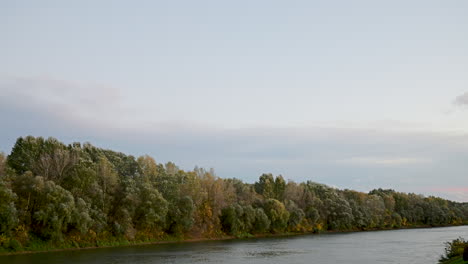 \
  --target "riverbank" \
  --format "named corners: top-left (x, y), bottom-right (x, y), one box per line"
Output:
top-left (438, 237), bottom-right (468, 264)
top-left (2, 137), bottom-right (468, 259)
top-left (1, 223), bottom-right (466, 256)
top-left (442, 257), bottom-right (464, 264)
top-left (0, 235), bottom-right (234, 256)
top-left (2, 225), bottom-right (467, 264)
